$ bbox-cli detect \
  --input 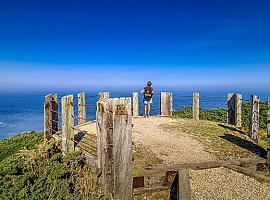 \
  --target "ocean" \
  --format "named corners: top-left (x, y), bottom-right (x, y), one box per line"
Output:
top-left (0, 90), bottom-right (269, 140)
